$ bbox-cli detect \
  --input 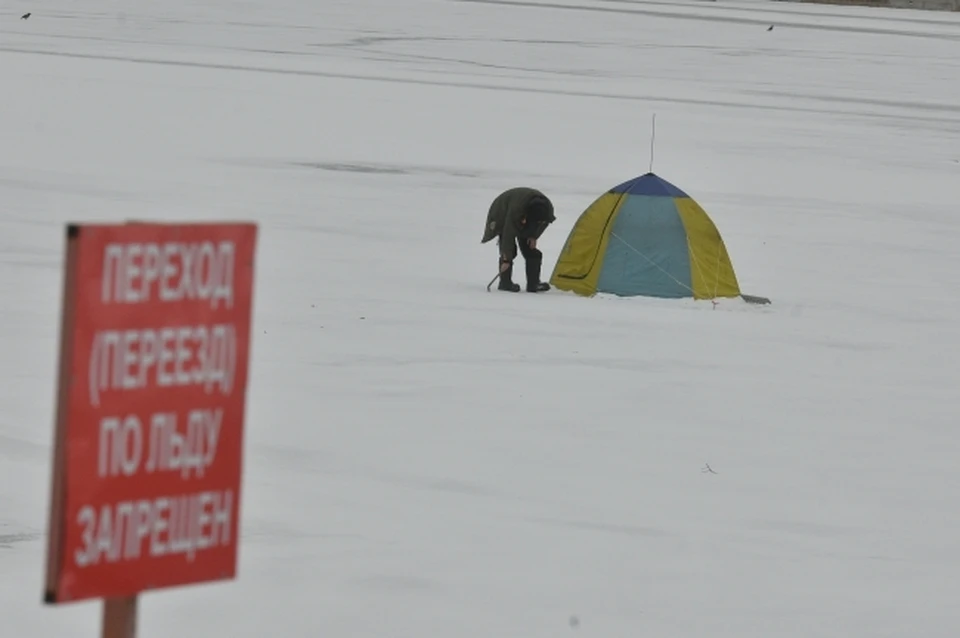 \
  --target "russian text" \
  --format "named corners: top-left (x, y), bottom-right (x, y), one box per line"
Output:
top-left (145, 409), bottom-right (222, 478)
top-left (98, 409), bottom-right (222, 480)
top-left (88, 324), bottom-right (236, 406)
top-left (101, 240), bottom-right (235, 309)
top-left (74, 490), bottom-right (234, 567)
